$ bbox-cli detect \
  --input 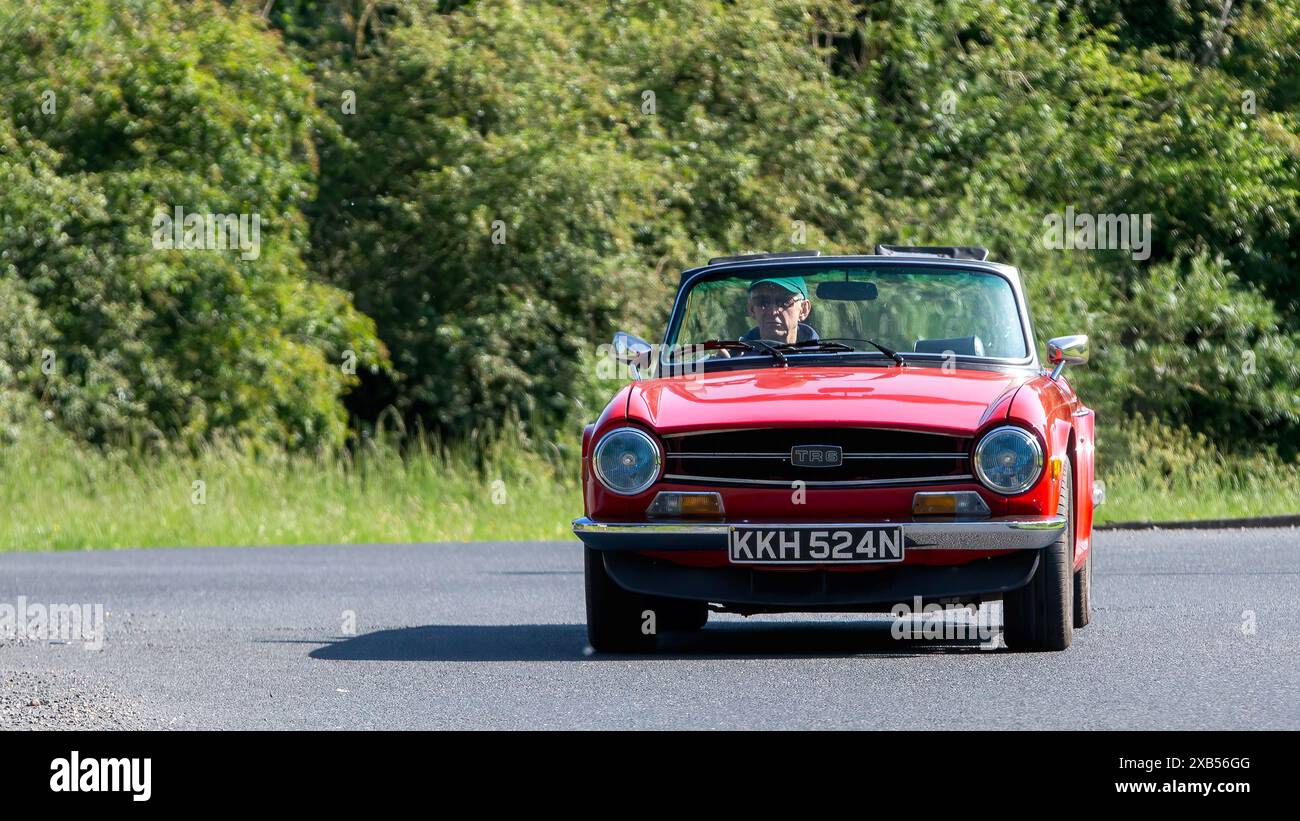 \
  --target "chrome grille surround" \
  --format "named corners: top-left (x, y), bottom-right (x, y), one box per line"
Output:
top-left (662, 427), bottom-right (972, 488)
